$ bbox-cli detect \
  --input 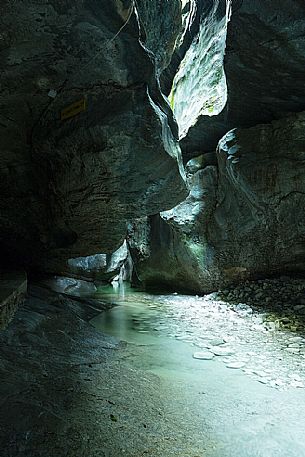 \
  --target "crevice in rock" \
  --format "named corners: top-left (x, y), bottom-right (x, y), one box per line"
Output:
top-left (169, 0), bottom-right (231, 139)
